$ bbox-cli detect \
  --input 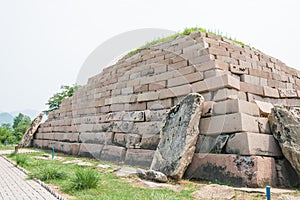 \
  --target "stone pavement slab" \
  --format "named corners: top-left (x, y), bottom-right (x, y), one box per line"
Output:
top-left (0, 156), bottom-right (58, 200)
